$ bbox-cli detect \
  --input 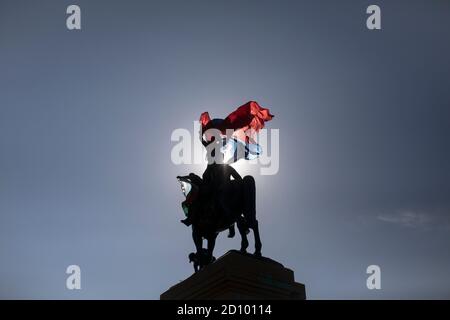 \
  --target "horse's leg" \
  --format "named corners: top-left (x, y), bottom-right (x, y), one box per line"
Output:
top-left (206, 234), bottom-right (217, 263)
top-left (236, 216), bottom-right (249, 253)
top-left (228, 224), bottom-right (235, 238)
top-left (252, 219), bottom-right (262, 256)
top-left (242, 175), bottom-right (262, 256)
top-left (192, 226), bottom-right (203, 254)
